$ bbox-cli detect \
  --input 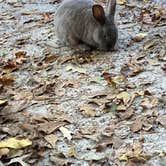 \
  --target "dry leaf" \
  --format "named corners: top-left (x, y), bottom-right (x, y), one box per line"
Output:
top-left (20, 124), bottom-right (36, 132)
top-left (80, 104), bottom-right (96, 117)
top-left (102, 73), bottom-right (124, 87)
top-left (116, 104), bottom-right (127, 111)
top-left (68, 144), bottom-right (76, 157)
top-left (120, 62), bottom-right (144, 77)
top-left (117, 141), bottom-right (150, 162)
top-left (44, 134), bottom-right (58, 148)
top-left (161, 64), bottom-right (166, 72)
top-left (50, 155), bottom-right (68, 165)
top-left (112, 75), bottom-right (125, 84)
top-left (3, 60), bottom-right (17, 71)
top-left (66, 64), bottom-right (86, 74)
top-left (59, 126), bottom-right (72, 141)
top-left (0, 148), bottom-right (10, 157)
top-left (43, 54), bottom-right (58, 64)
top-left (80, 151), bottom-right (105, 161)
top-left (102, 124), bottom-right (116, 137)
top-left (132, 32), bottom-right (148, 42)
top-left (7, 154), bottom-right (30, 166)
top-left (158, 48), bottom-right (166, 61)
top-left (101, 72), bottom-right (113, 85)
top-left (0, 137), bottom-right (32, 149)
top-left (0, 99), bottom-right (7, 106)
top-left (134, 90), bottom-right (145, 96)
top-left (141, 97), bottom-right (158, 109)
top-left (142, 121), bottom-right (153, 131)
top-left (130, 117), bottom-right (144, 132)
top-left (116, 108), bottom-right (134, 120)
top-left (6, 0), bottom-right (18, 4)
top-left (15, 51), bottom-right (26, 58)
top-left (117, 0), bottom-right (126, 5)
top-left (117, 91), bottom-right (130, 105)
top-left (96, 136), bottom-right (113, 152)
top-left (42, 12), bottom-right (52, 22)
top-left (143, 40), bottom-right (156, 50)
top-left (157, 115), bottom-right (166, 128)
top-left (90, 91), bottom-right (108, 99)
top-left (38, 121), bottom-right (66, 134)
top-left (0, 76), bottom-right (14, 86)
